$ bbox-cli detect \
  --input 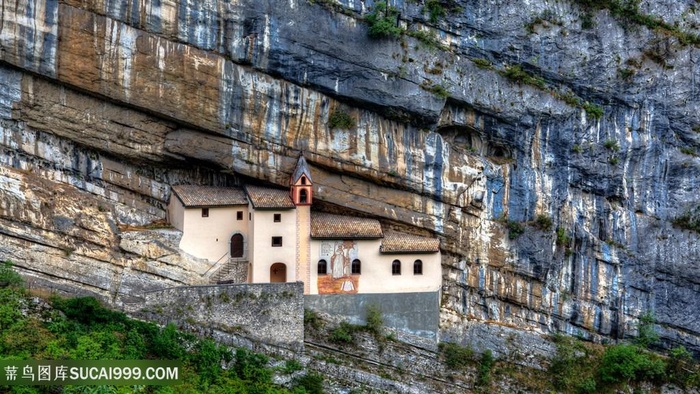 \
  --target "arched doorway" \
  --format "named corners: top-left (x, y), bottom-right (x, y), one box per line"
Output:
top-left (230, 234), bottom-right (244, 258)
top-left (270, 263), bottom-right (286, 283)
